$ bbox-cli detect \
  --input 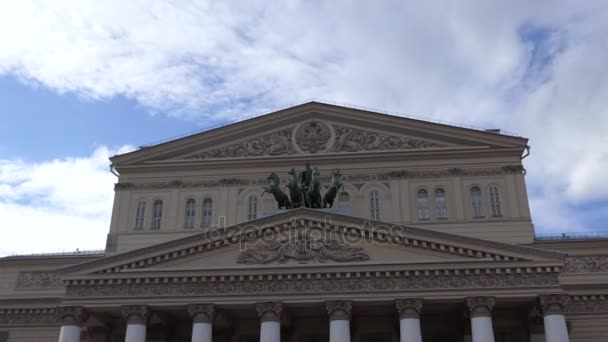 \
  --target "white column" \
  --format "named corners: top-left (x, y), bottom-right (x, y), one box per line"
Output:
top-left (188, 304), bottom-right (215, 342)
top-left (122, 305), bottom-right (149, 342)
top-left (57, 306), bottom-right (88, 342)
top-left (540, 295), bottom-right (570, 342)
top-left (256, 302), bottom-right (282, 342)
top-left (326, 300), bottom-right (351, 342)
top-left (395, 299), bottom-right (423, 342)
top-left (466, 297), bottom-right (495, 342)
